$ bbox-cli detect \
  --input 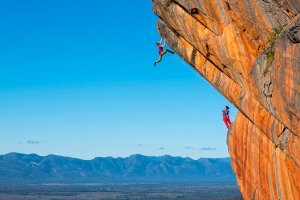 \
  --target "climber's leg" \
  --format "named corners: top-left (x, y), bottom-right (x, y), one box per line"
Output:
top-left (154, 54), bottom-right (163, 66)
top-left (161, 50), bottom-right (167, 56)
top-left (154, 50), bottom-right (172, 66)
top-left (227, 117), bottom-right (232, 125)
top-left (223, 117), bottom-right (231, 129)
top-left (166, 49), bottom-right (175, 54)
